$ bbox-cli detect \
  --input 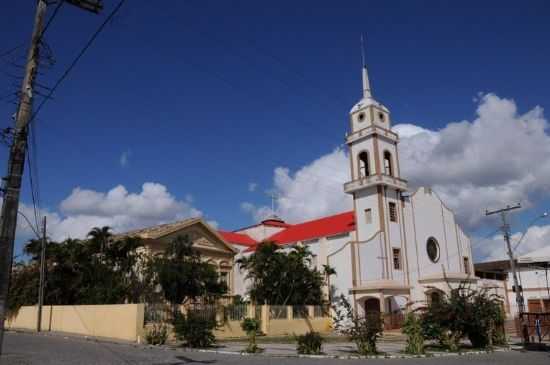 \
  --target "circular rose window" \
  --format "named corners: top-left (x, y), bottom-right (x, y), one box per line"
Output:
top-left (426, 237), bottom-right (440, 263)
